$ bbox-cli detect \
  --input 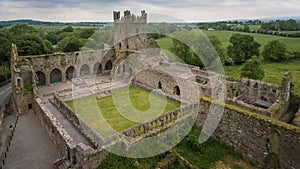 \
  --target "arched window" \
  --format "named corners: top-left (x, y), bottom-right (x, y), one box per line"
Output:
top-left (174, 86), bottom-right (180, 96)
top-left (93, 62), bottom-right (102, 75)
